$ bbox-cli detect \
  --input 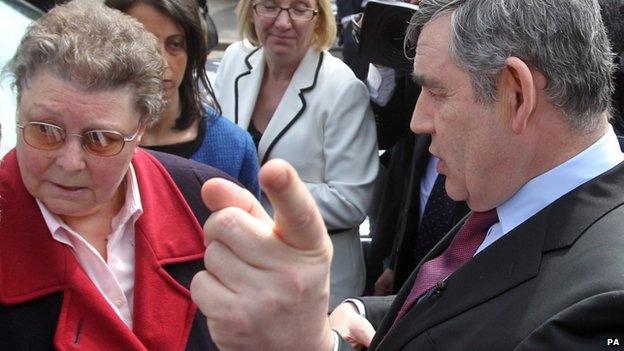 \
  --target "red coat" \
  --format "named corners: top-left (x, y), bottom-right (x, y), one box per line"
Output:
top-left (0, 149), bottom-right (217, 350)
